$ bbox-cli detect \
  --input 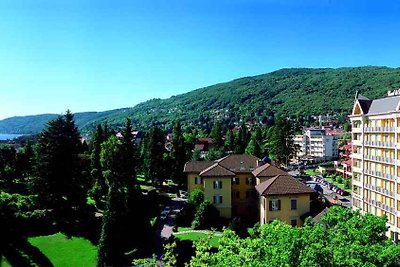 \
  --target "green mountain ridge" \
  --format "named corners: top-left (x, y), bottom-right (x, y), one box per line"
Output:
top-left (1, 66), bottom-right (400, 134)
